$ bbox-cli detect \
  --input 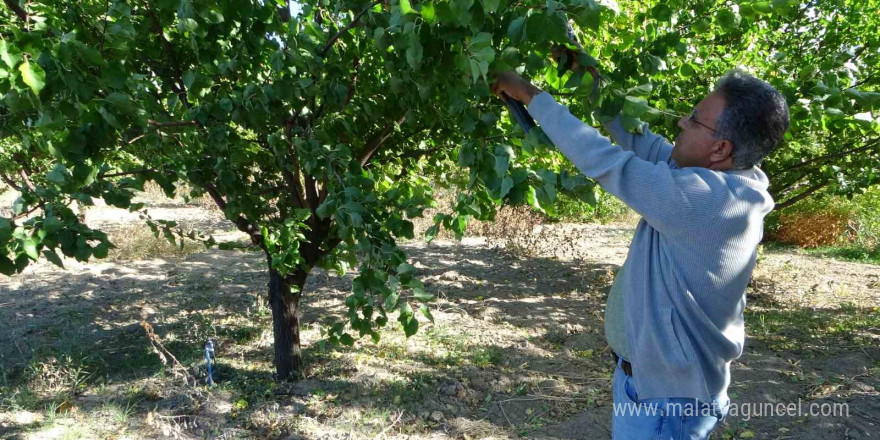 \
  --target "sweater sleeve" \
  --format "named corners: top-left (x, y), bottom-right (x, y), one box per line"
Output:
top-left (528, 92), bottom-right (725, 235)
top-left (602, 116), bottom-right (675, 165)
